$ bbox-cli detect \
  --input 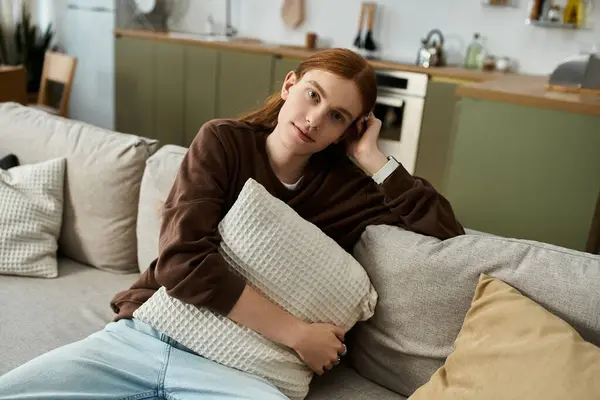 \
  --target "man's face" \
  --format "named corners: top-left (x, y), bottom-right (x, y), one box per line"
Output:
top-left (275, 69), bottom-right (364, 156)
